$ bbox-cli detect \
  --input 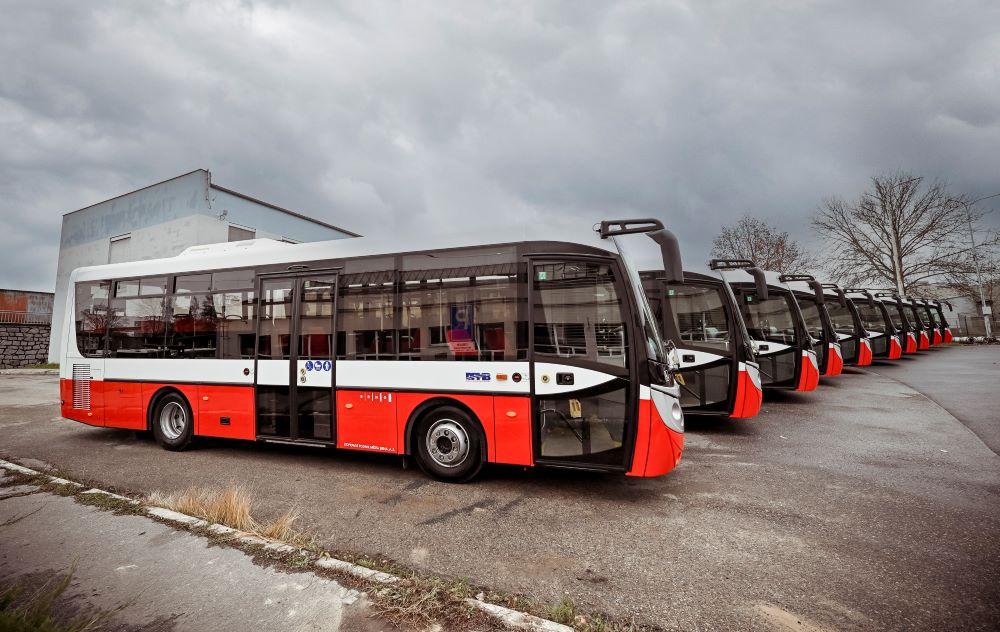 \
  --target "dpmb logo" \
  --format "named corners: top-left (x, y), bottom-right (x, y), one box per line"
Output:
top-left (465, 372), bottom-right (491, 382)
